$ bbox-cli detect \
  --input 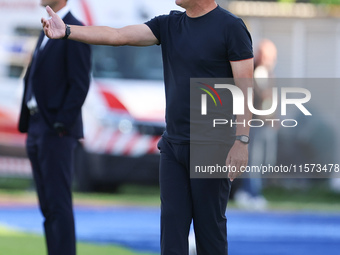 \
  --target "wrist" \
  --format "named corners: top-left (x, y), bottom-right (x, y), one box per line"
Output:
top-left (235, 135), bottom-right (250, 144)
top-left (62, 24), bottom-right (71, 40)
